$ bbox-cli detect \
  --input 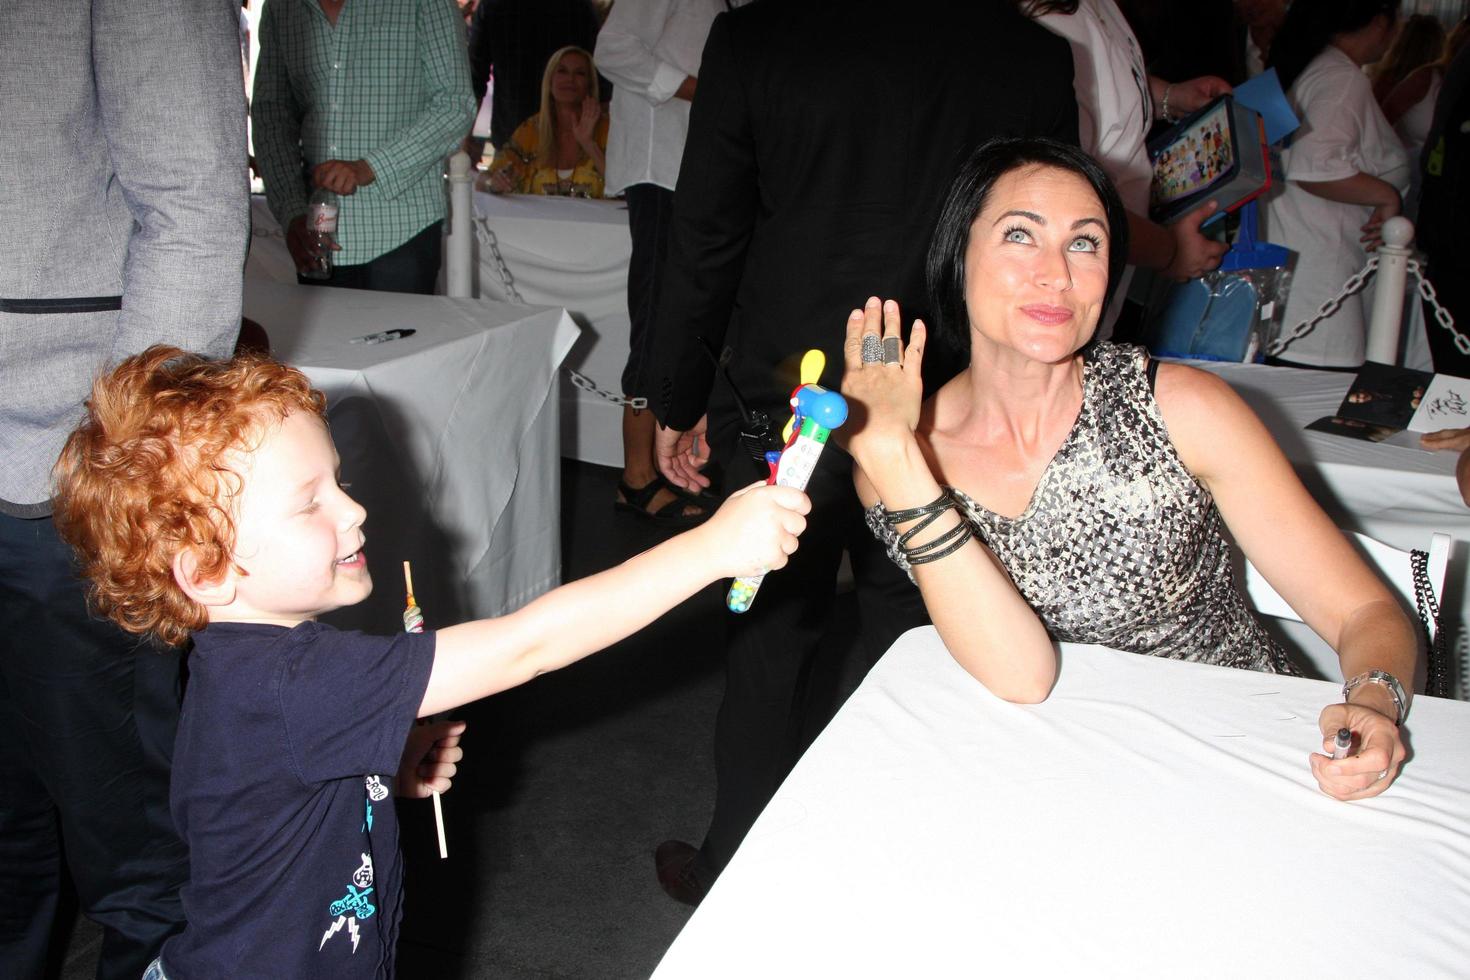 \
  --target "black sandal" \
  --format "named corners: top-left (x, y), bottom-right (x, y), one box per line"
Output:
top-left (615, 474), bottom-right (712, 529)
